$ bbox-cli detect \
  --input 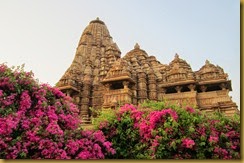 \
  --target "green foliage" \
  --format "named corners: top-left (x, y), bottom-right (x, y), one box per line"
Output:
top-left (91, 107), bottom-right (116, 129)
top-left (140, 99), bottom-right (166, 111)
